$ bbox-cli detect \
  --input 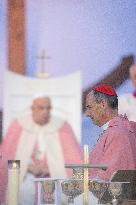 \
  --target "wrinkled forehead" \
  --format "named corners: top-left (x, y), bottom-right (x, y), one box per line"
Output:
top-left (33, 97), bottom-right (51, 107)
